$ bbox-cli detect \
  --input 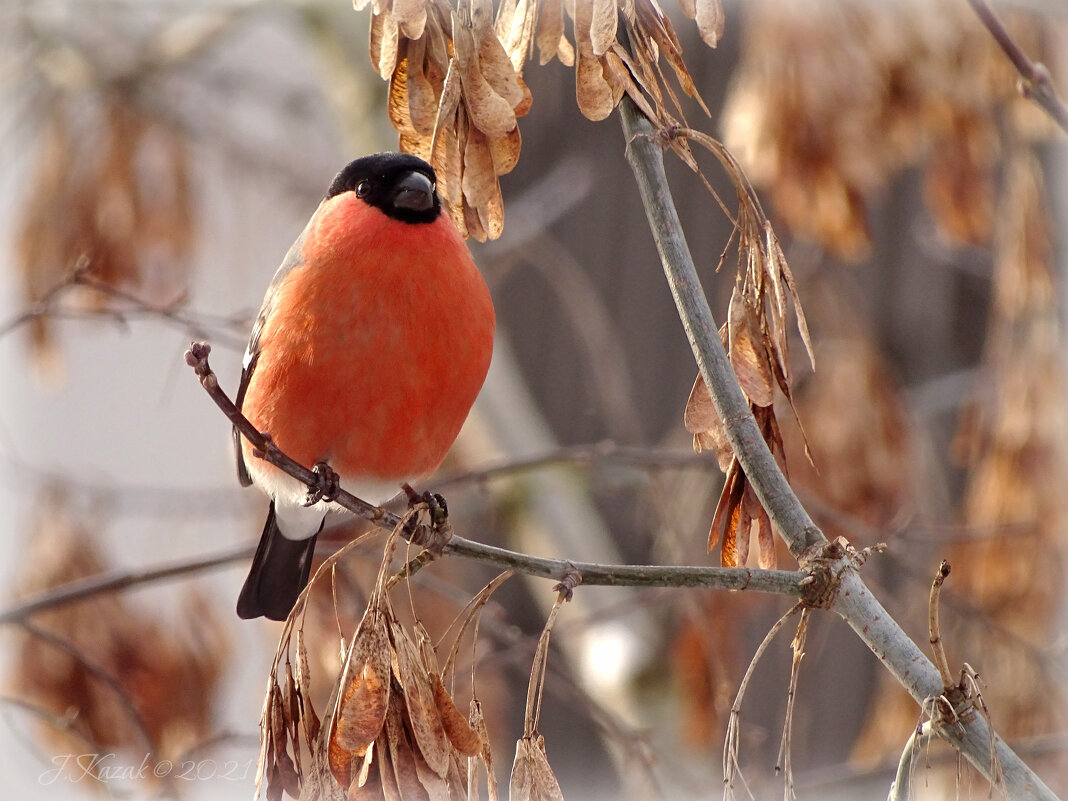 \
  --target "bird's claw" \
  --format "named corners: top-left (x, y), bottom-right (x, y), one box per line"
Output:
top-left (303, 460), bottom-right (340, 507)
top-left (400, 484), bottom-right (452, 552)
